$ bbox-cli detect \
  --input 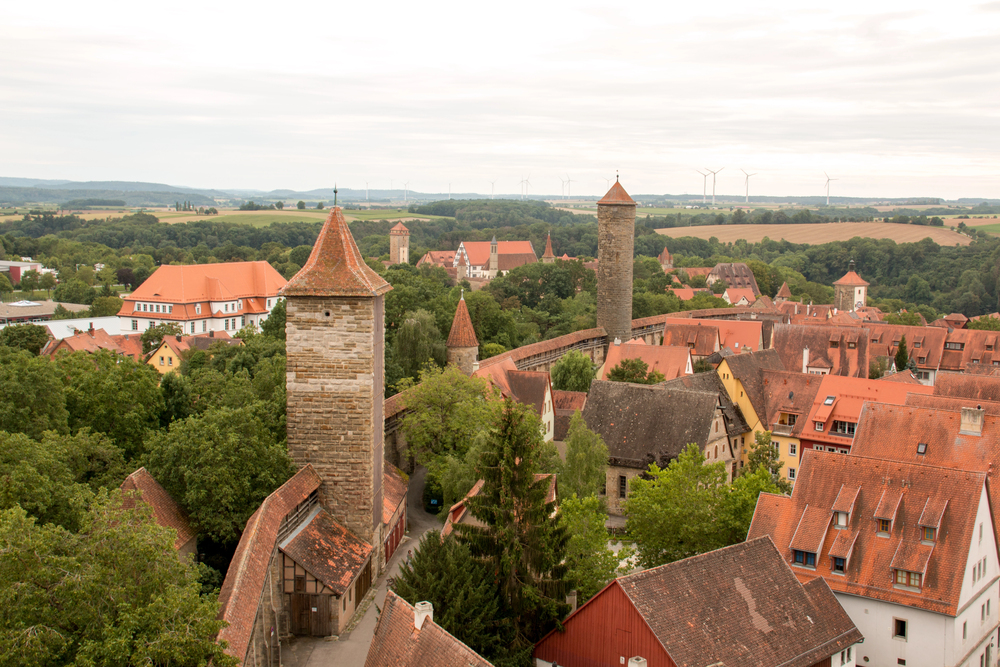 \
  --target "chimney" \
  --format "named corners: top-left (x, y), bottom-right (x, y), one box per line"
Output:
top-left (88, 323), bottom-right (94, 334)
top-left (471, 360), bottom-right (480, 373)
top-left (209, 331), bottom-right (215, 338)
top-left (960, 407), bottom-right (985, 436)
top-left (175, 334), bottom-right (182, 342)
top-left (794, 303), bottom-right (799, 315)
top-left (802, 347), bottom-right (810, 374)
top-left (628, 659), bottom-right (648, 667)
top-left (566, 590), bottom-right (578, 614)
top-left (806, 303), bottom-right (811, 316)
top-left (414, 601), bottom-right (433, 630)
top-left (614, 337), bottom-right (622, 346)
